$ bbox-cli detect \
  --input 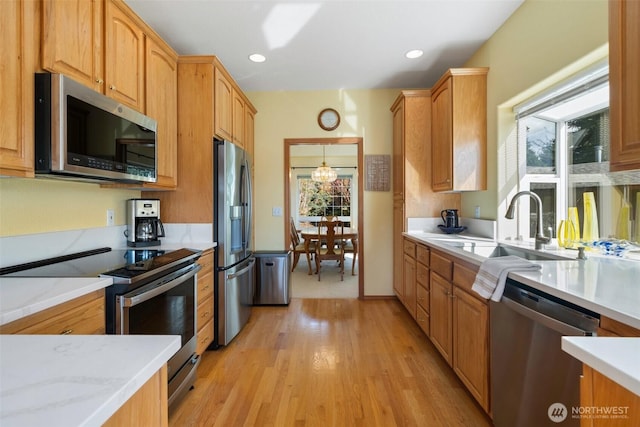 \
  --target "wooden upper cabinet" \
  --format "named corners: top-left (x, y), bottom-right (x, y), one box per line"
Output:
top-left (609, 0), bottom-right (640, 171)
top-left (245, 108), bottom-right (255, 159)
top-left (214, 67), bottom-right (233, 141)
top-left (144, 36), bottom-right (178, 189)
top-left (431, 68), bottom-right (488, 192)
top-left (232, 89), bottom-right (245, 147)
top-left (0, 0), bottom-right (37, 177)
top-left (391, 98), bottom-right (405, 197)
top-left (42, 0), bottom-right (145, 111)
top-left (104, 0), bottom-right (145, 111)
top-left (41, 0), bottom-right (104, 92)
